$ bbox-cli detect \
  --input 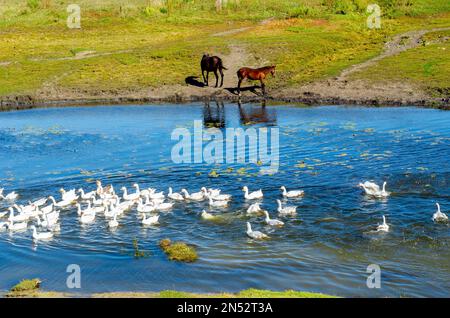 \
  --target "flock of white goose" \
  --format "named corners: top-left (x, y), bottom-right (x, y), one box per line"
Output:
top-left (0, 180), bottom-right (448, 241)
